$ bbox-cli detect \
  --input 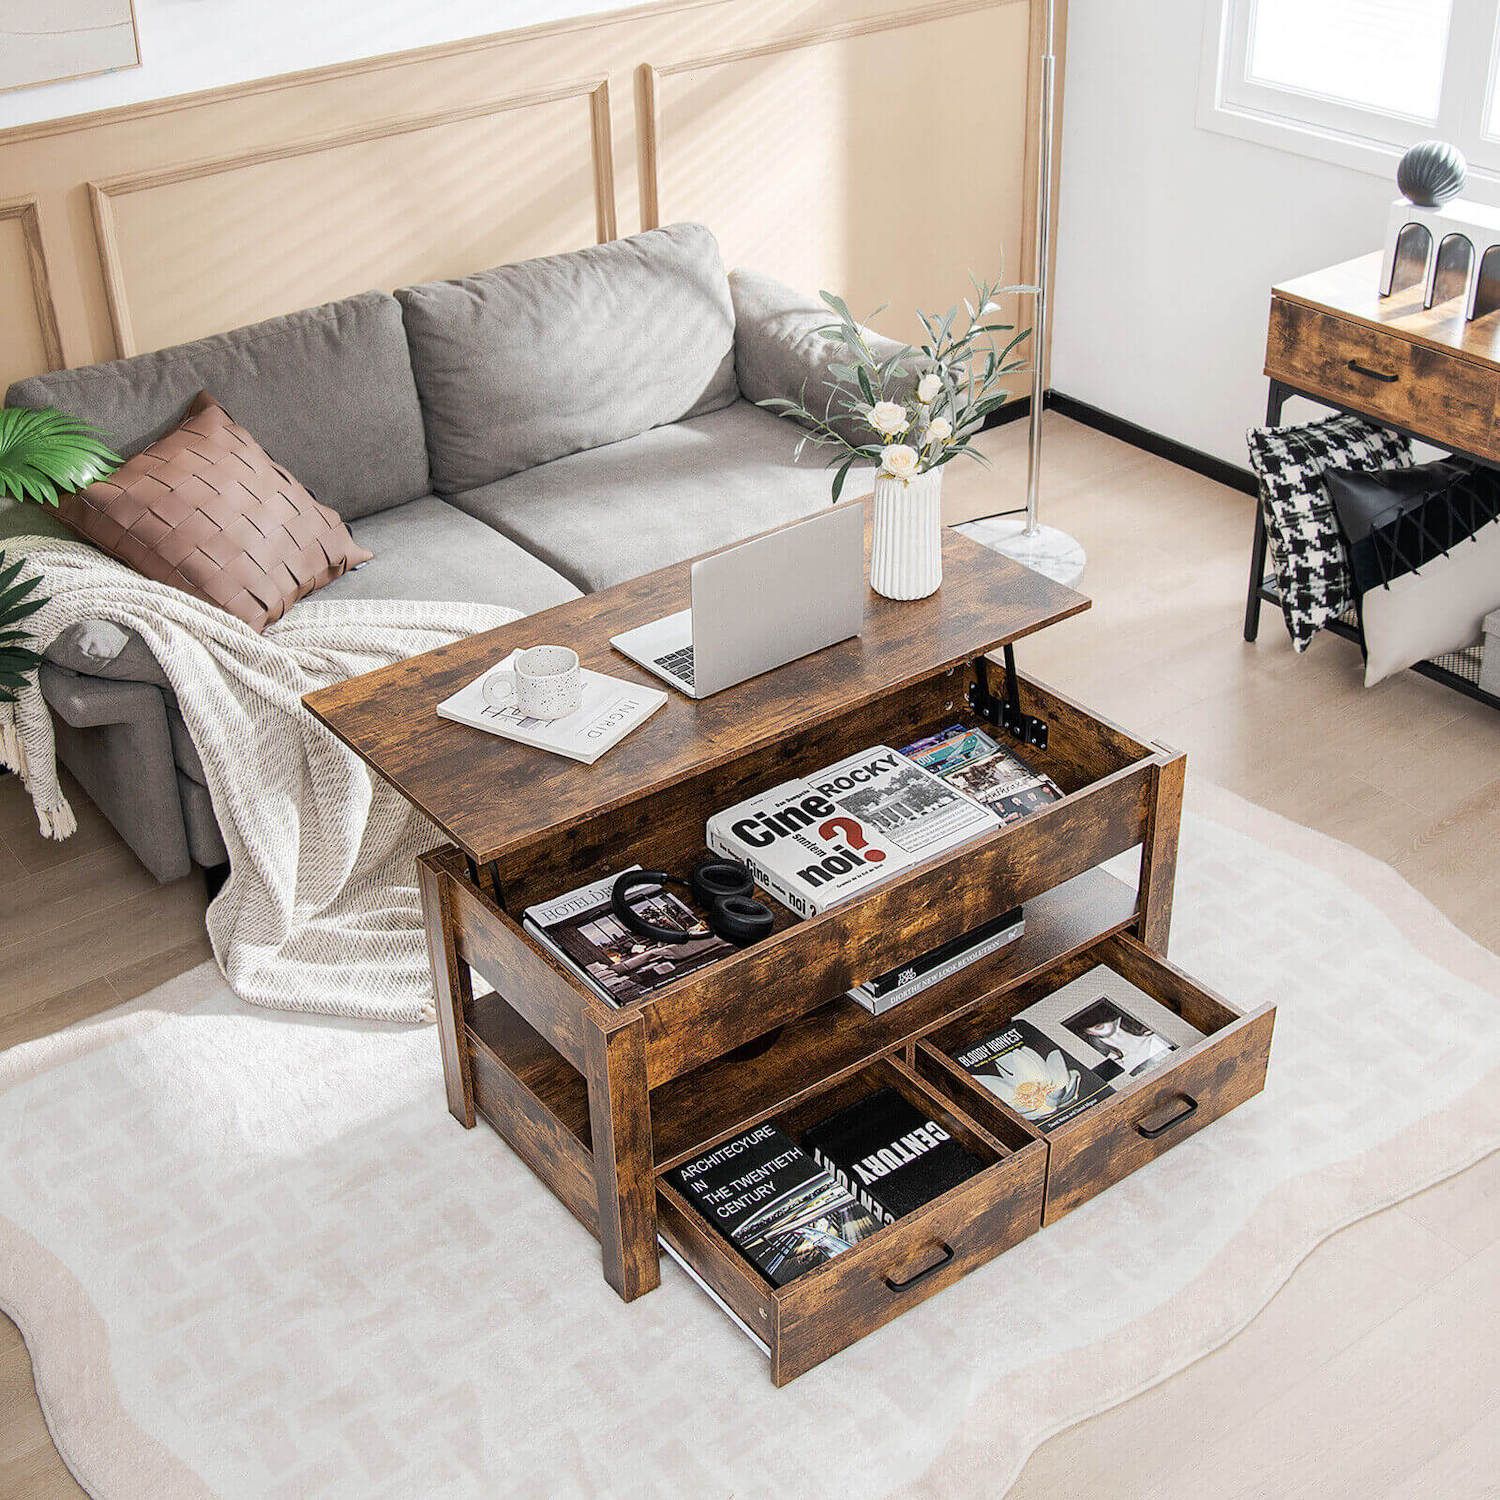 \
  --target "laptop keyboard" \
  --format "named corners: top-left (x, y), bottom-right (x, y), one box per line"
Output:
top-left (654, 645), bottom-right (696, 686)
